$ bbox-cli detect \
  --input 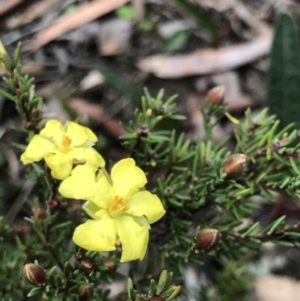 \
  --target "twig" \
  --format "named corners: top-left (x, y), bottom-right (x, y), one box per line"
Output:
top-left (30, 0), bottom-right (130, 51)
top-left (0, 0), bottom-right (24, 16)
top-left (138, 26), bottom-right (272, 78)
